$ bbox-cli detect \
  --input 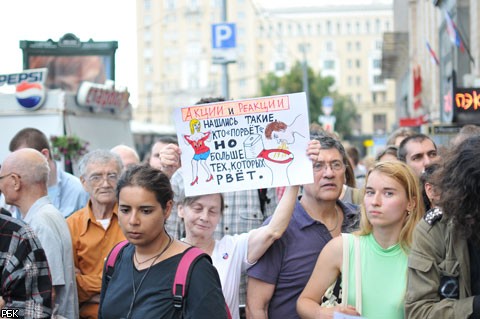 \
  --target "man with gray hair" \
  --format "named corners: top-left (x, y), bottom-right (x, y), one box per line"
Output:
top-left (0, 148), bottom-right (78, 319)
top-left (67, 149), bottom-right (126, 319)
